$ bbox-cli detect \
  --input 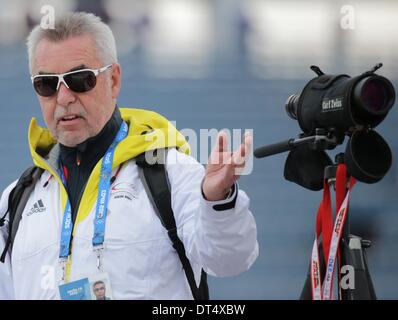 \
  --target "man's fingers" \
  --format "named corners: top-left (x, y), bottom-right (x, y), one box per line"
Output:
top-left (243, 132), bottom-right (253, 157)
top-left (210, 131), bottom-right (252, 167)
top-left (208, 131), bottom-right (229, 166)
top-left (217, 131), bottom-right (228, 153)
top-left (232, 132), bottom-right (252, 166)
top-left (232, 144), bottom-right (245, 166)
